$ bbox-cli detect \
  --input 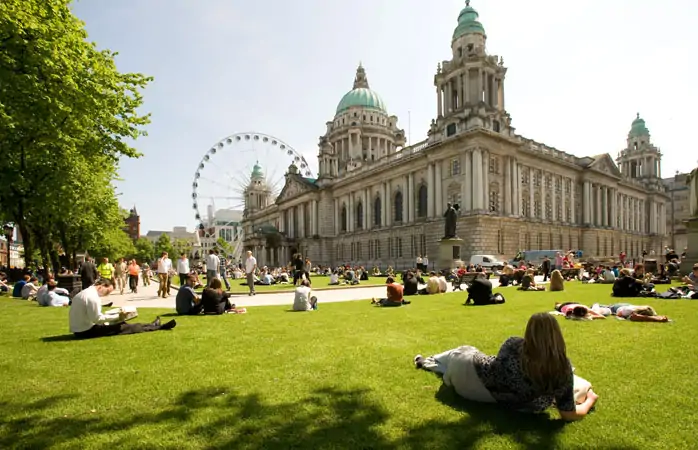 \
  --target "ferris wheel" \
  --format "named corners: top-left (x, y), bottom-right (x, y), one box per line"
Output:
top-left (191, 131), bottom-right (315, 262)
